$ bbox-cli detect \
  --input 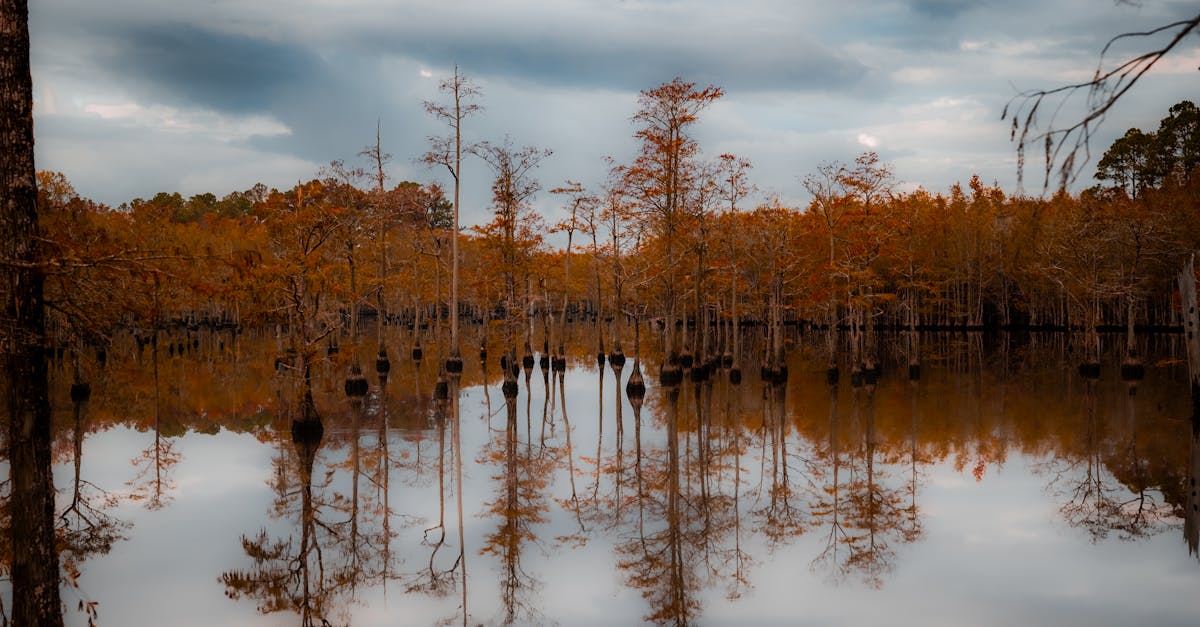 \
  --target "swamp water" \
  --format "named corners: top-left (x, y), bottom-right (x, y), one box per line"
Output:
top-left (4, 327), bottom-right (1200, 626)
